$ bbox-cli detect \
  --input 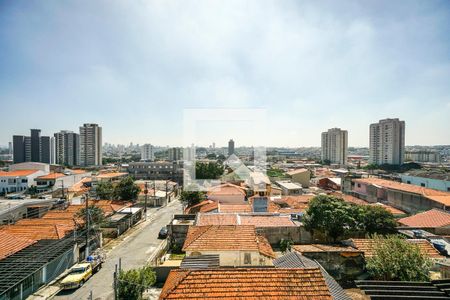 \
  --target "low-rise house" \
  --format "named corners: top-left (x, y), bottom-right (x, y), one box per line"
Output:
top-left (207, 183), bottom-right (247, 204)
top-left (273, 251), bottom-right (350, 300)
top-left (286, 168), bottom-right (311, 187)
top-left (275, 180), bottom-right (303, 195)
top-left (400, 170), bottom-right (450, 192)
top-left (182, 225), bottom-right (275, 266)
top-left (348, 238), bottom-right (444, 259)
top-left (0, 169), bottom-right (46, 194)
top-left (160, 268), bottom-right (333, 299)
top-left (246, 172), bottom-right (272, 196)
top-left (34, 170), bottom-right (91, 194)
top-left (352, 177), bottom-right (450, 213)
top-left (318, 177), bottom-right (342, 191)
top-left (293, 244), bottom-right (365, 285)
top-left (398, 209), bottom-right (450, 235)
